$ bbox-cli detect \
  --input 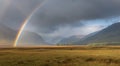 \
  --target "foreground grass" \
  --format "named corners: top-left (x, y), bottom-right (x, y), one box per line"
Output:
top-left (0, 46), bottom-right (120, 66)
